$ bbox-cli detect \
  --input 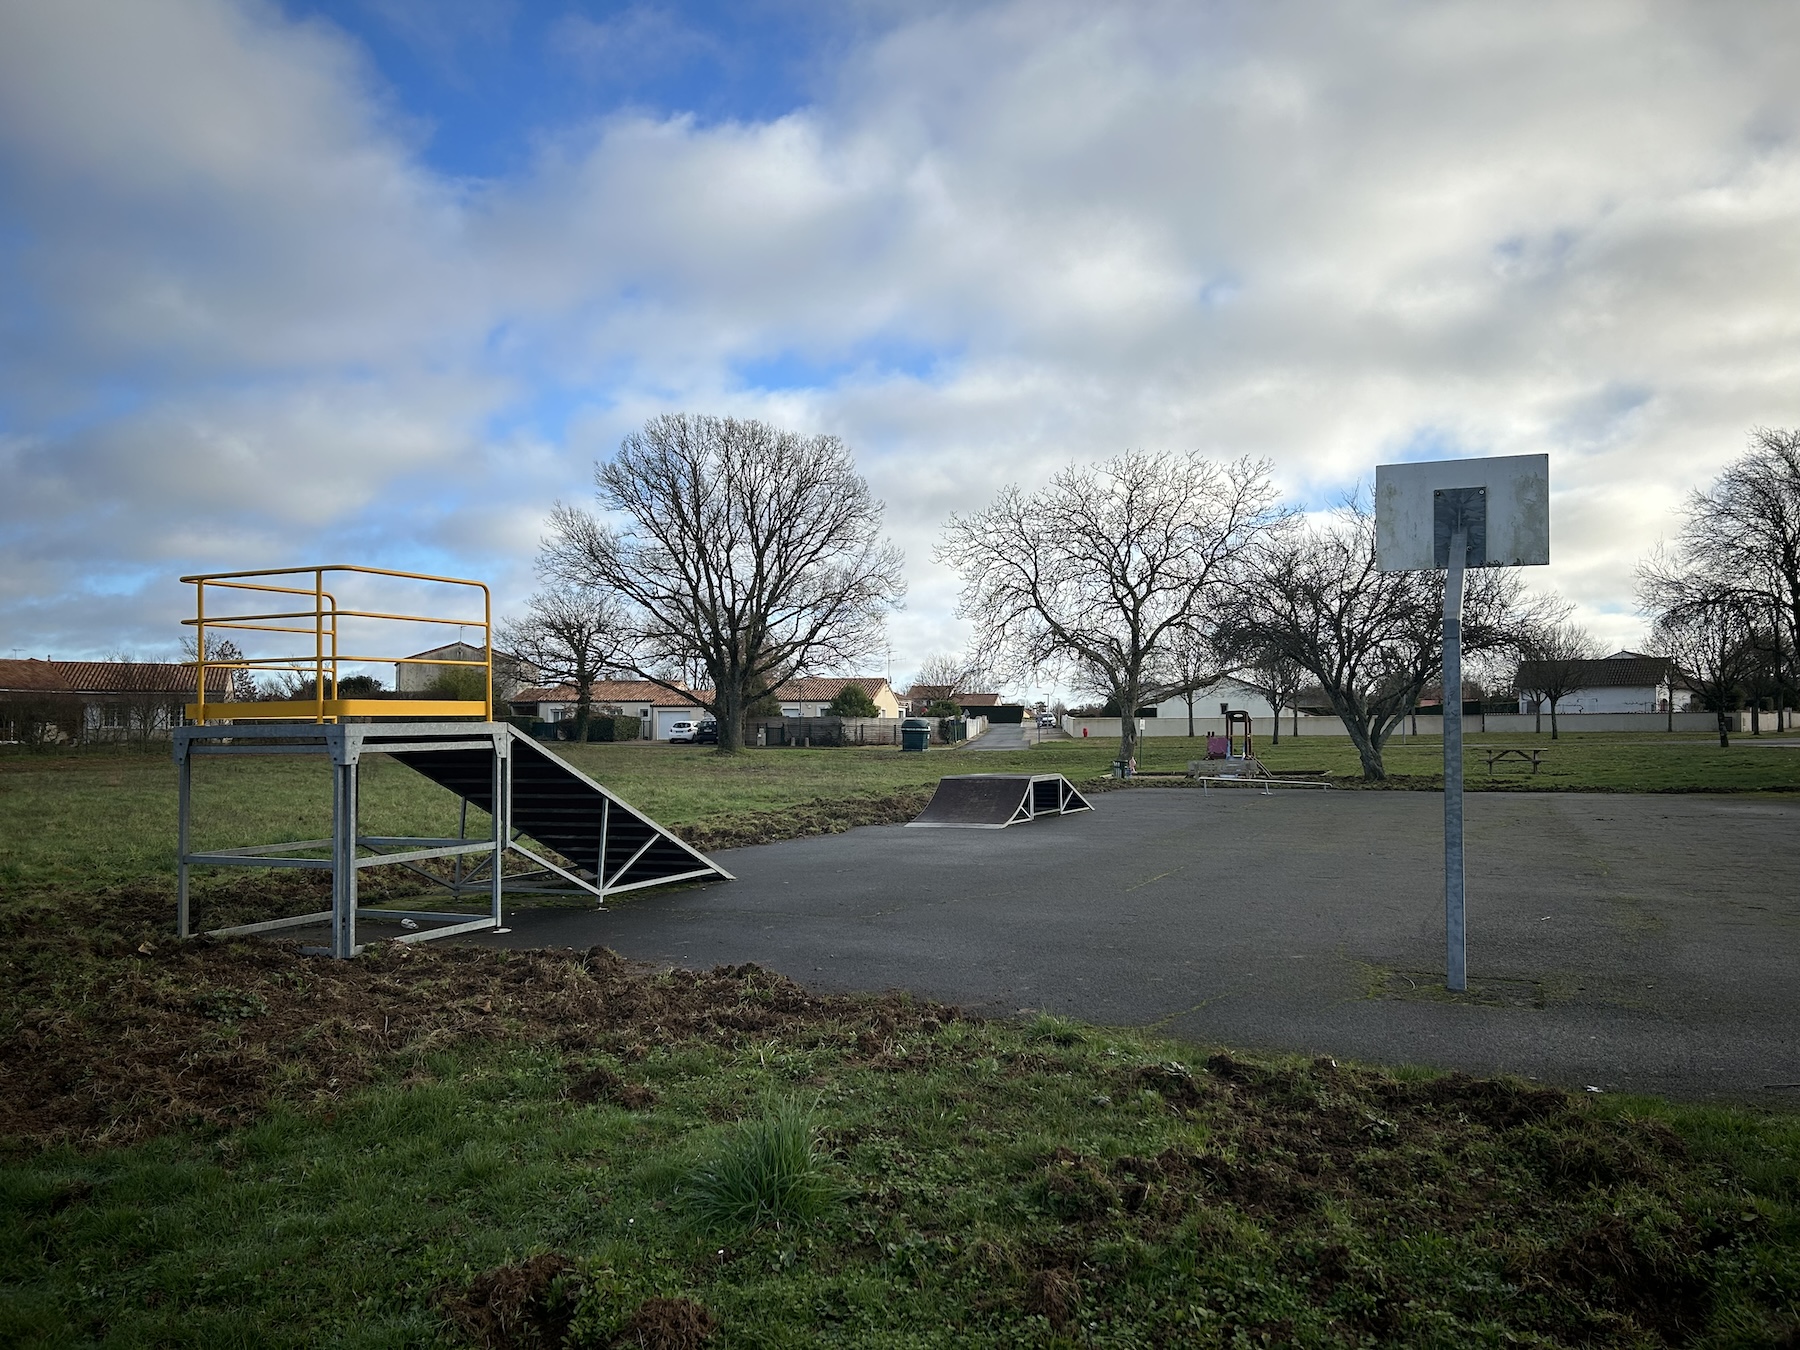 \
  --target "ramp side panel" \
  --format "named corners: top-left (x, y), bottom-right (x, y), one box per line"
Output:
top-left (907, 776), bottom-right (1031, 828)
